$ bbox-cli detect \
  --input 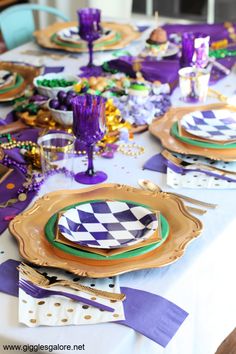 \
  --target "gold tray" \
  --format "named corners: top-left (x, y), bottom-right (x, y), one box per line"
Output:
top-left (34, 21), bottom-right (140, 53)
top-left (9, 184), bottom-right (202, 277)
top-left (149, 104), bottom-right (236, 161)
top-left (0, 62), bottom-right (42, 102)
